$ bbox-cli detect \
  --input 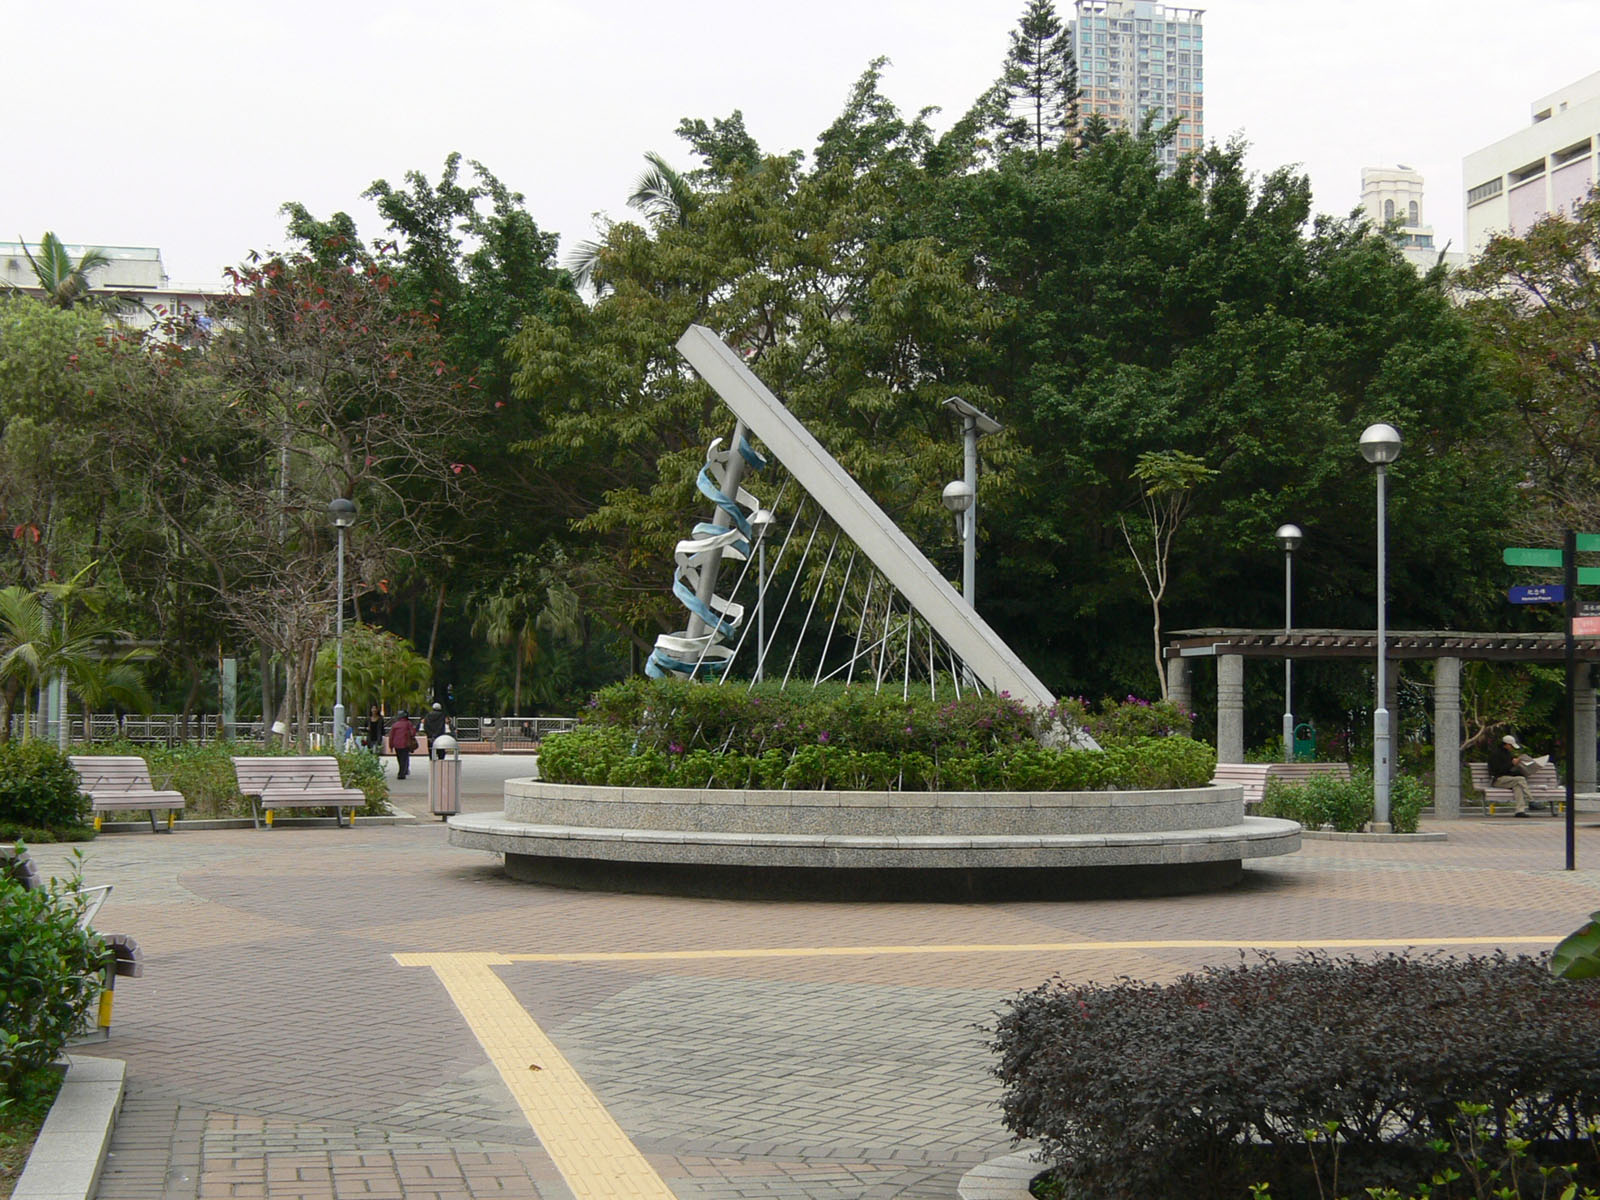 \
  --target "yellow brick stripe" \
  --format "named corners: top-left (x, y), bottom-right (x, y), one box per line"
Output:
top-left (393, 952), bottom-right (676, 1199)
